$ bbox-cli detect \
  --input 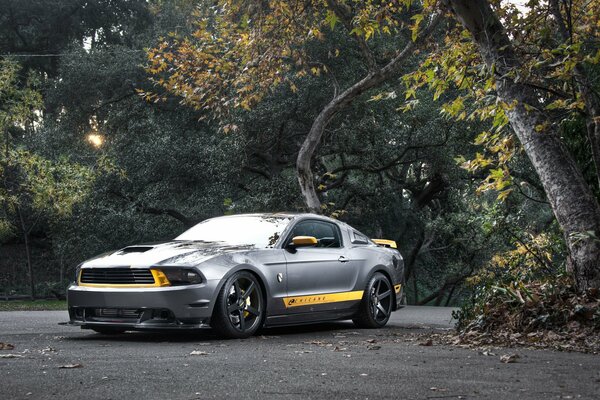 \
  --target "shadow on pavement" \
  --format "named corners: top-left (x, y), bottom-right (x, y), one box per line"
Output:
top-left (66, 320), bottom-right (360, 343)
